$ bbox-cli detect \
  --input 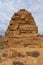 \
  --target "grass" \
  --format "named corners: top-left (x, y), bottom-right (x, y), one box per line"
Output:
top-left (0, 45), bottom-right (4, 49)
